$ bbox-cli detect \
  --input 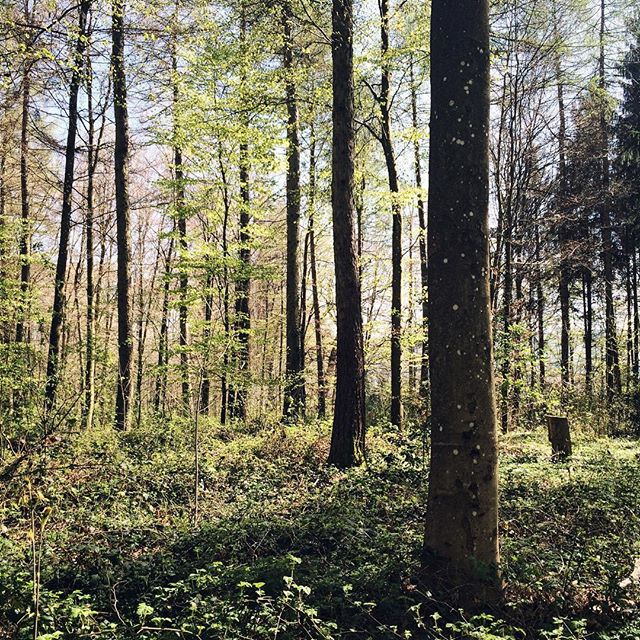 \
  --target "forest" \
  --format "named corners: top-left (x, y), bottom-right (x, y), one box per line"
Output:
top-left (1, 0), bottom-right (640, 636)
